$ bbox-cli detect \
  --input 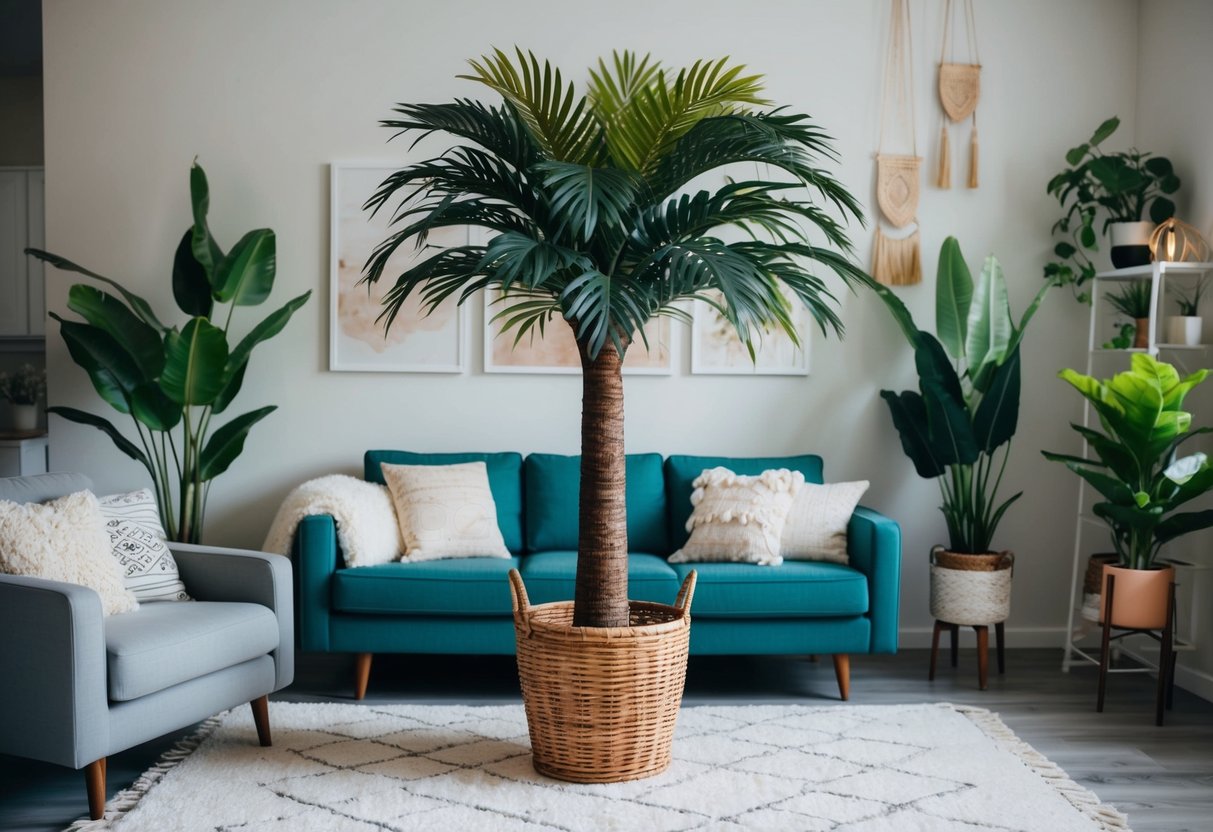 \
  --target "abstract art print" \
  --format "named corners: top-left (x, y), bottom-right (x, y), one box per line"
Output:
top-left (330, 163), bottom-right (465, 372)
top-left (691, 290), bottom-right (810, 375)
